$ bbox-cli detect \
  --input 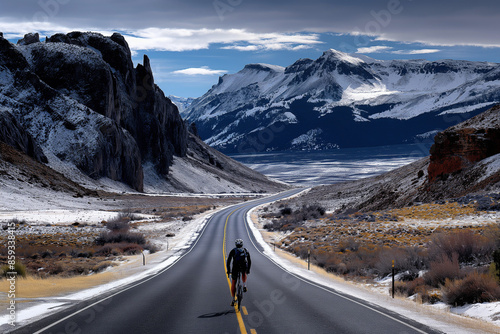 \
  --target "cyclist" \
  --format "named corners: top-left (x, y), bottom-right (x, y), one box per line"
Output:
top-left (226, 239), bottom-right (251, 306)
